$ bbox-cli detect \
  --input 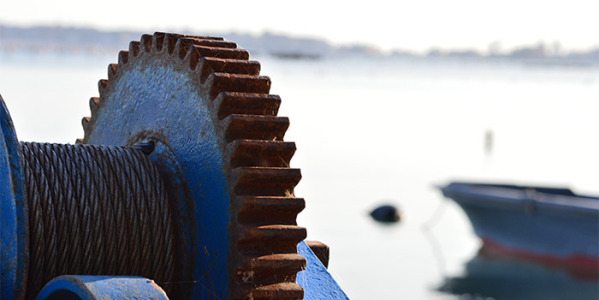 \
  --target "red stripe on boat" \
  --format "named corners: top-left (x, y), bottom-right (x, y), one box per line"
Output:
top-left (481, 238), bottom-right (599, 280)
